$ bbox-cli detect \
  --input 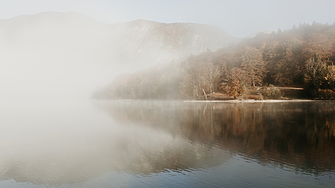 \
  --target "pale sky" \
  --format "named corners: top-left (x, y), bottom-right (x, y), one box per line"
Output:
top-left (1, 0), bottom-right (334, 38)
